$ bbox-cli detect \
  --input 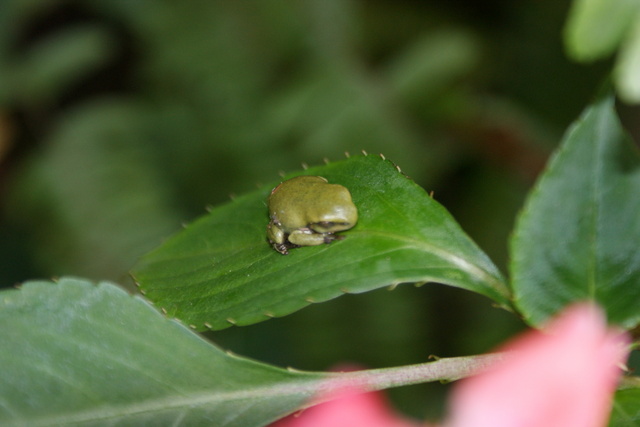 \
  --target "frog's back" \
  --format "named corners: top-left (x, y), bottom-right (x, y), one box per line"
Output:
top-left (268, 176), bottom-right (355, 230)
